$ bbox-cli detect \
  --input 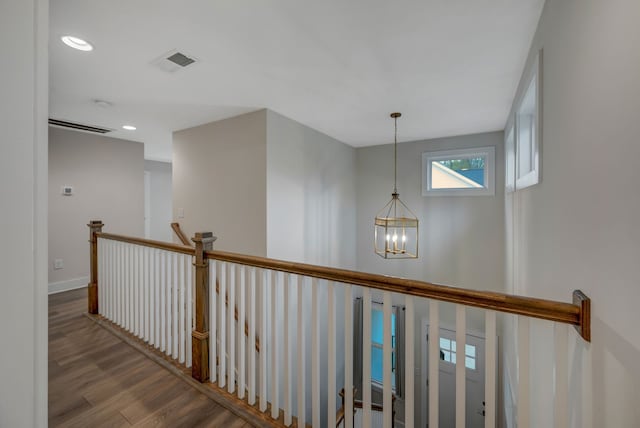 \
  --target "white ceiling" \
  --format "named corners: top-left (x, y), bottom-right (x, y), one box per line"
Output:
top-left (50, 0), bottom-right (544, 162)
